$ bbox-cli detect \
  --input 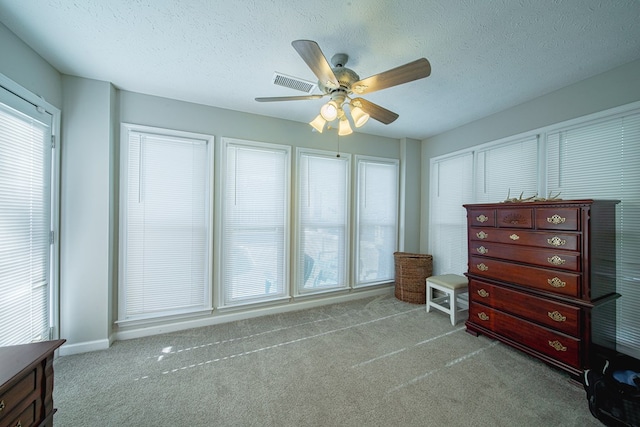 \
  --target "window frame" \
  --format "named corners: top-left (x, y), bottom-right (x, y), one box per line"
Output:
top-left (353, 155), bottom-right (400, 287)
top-left (0, 73), bottom-right (61, 345)
top-left (117, 123), bottom-right (214, 325)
